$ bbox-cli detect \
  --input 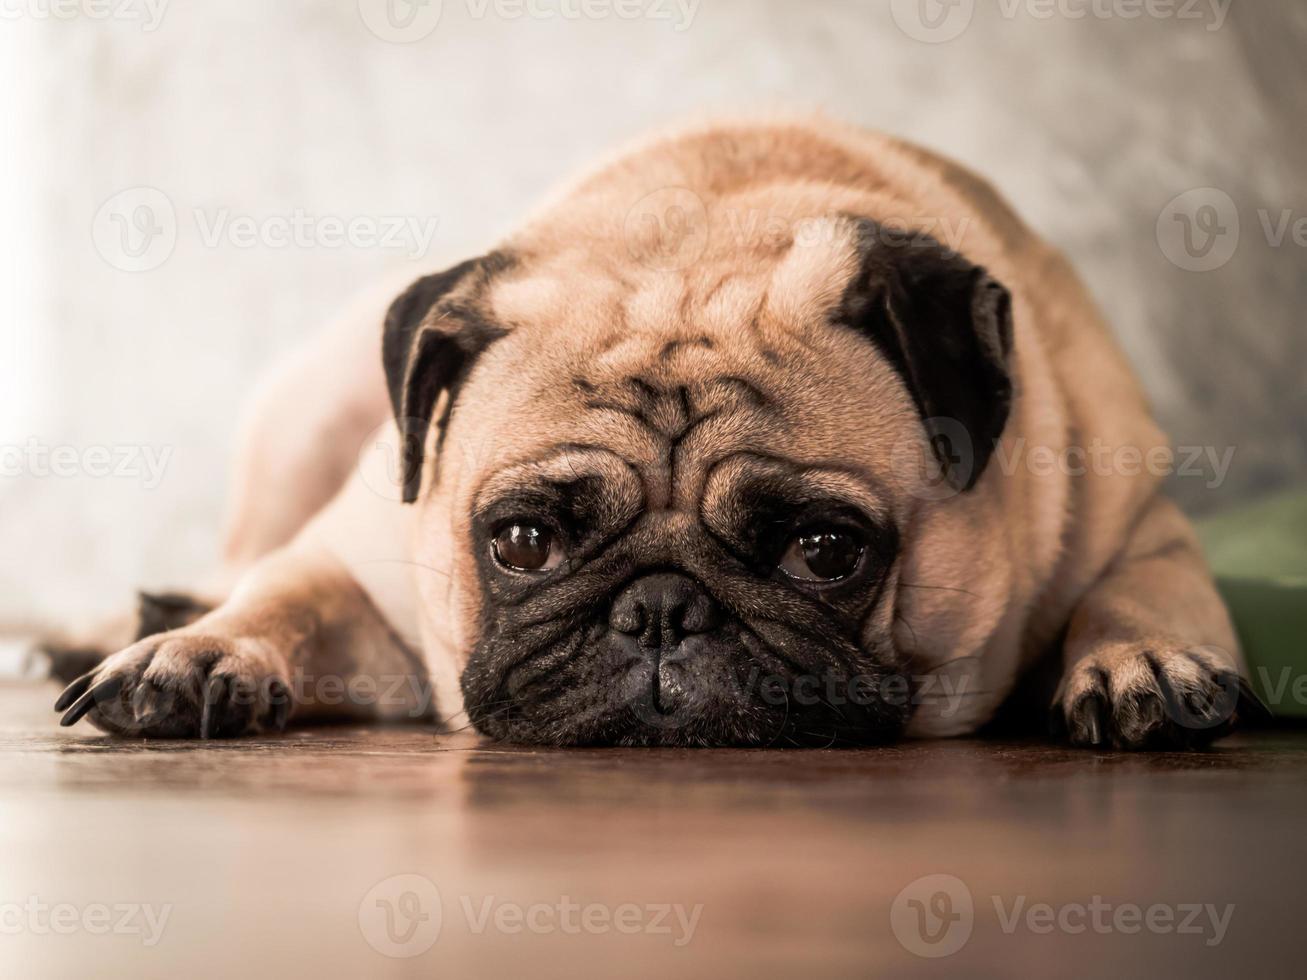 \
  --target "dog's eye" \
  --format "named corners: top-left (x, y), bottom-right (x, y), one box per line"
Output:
top-left (779, 528), bottom-right (865, 583)
top-left (492, 523), bottom-right (564, 572)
